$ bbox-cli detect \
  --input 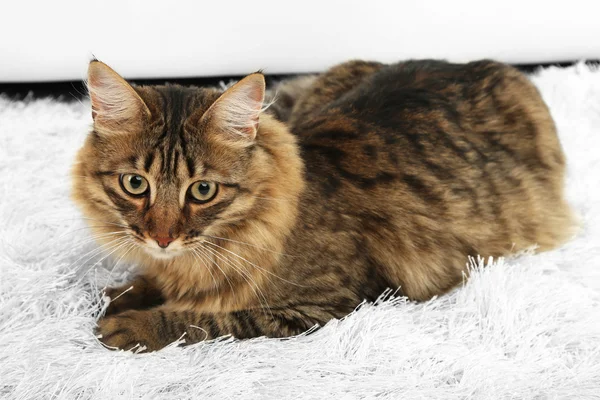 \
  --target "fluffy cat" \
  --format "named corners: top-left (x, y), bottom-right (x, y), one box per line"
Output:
top-left (72, 59), bottom-right (575, 352)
